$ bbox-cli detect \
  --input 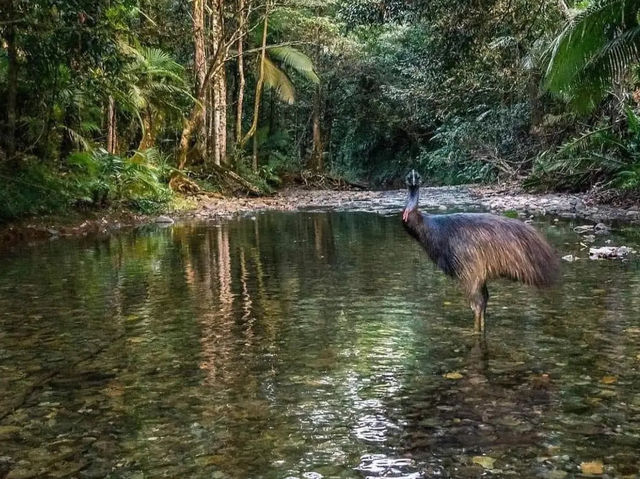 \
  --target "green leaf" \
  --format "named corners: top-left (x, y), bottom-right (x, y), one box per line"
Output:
top-left (268, 46), bottom-right (320, 83)
top-left (263, 57), bottom-right (296, 104)
top-left (544, 0), bottom-right (640, 113)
